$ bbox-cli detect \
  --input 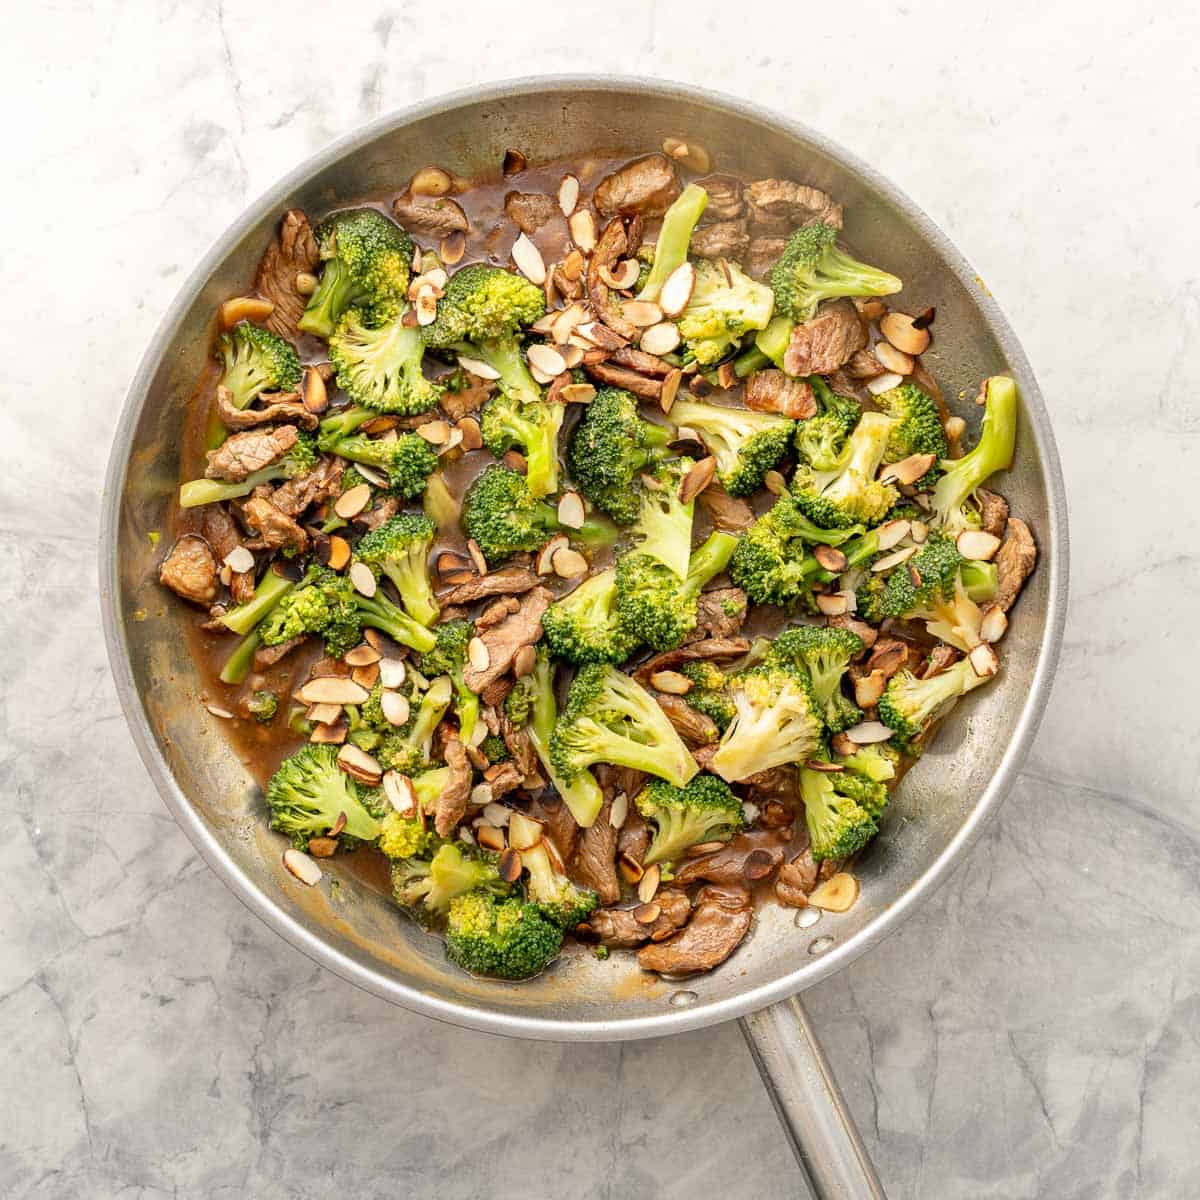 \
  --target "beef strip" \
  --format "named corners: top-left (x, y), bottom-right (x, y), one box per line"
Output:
top-left (200, 505), bottom-right (255, 604)
top-left (392, 192), bottom-right (468, 238)
top-left (783, 300), bottom-right (868, 378)
top-left (269, 456), bottom-right (343, 520)
top-left (655, 695), bottom-right (719, 747)
top-left (845, 348), bottom-right (886, 380)
top-left (242, 496), bottom-right (307, 553)
top-left (744, 370), bottom-right (817, 419)
top-left (534, 797), bottom-right (578, 862)
top-left (921, 644), bottom-right (958, 679)
top-left (637, 883), bottom-right (752, 976)
top-left (609, 346), bottom-right (675, 378)
top-left (775, 850), bottom-right (819, 907)
top-left (865, 638), bottom-right (909, 681)
top-left (698, 485), bottom-right (755, 533)
top-left (618, 809), bottom-right (651, 864)
top-left (747, 179), bottom-right (843, 231)
top-left (504, 191), bottom-right (560, 235)
top-left (254, 209), bottom-right (320, 340)
top-left (461, 587), bottom-right (551, 692)
top-left (694, 175), bottom-right (745, 222)
top-left (690, 587), bottom-right (747, 642)
top-left (977, 489), bottom-right (1010, 539)
top-left (742, 766), bottom-right (798, 812)
top-left (215, 385), bottom-right (317, 432)
top-left (252, 634), bottom-right (307, 669)
top-left (994, 518), bottom-right (1037, 612)
top-left (205, 425), bottom-right (298, 483)
top-left (433, 737), bottom-right (473, 837)
top-left (354, 496), bottom-right (401, 533)
top-left (689, 221), bottom-right (750, 260)
top-left (584, 890), bottom-right (691, 948)
top-left (587, 217), bottom-right (638, 341)
top-left (159, 534), bottom-right (219, 605)
top-left (500, 713), bottom-right (540, 783)
top-left (746, 235), bottom-right (788, 280)
top-left (582, 360), bottom-right (662, 401)
top-left (671, 829), bottom-right (791, 887)
top-left (439, 372), bottom-right (494, 421)
top-left (571, 797), bottom-right (619, 904)
top-left (828, 613), bottom-right (878, 650)
top-left (477, 596), bottom-right (520, 630)
top-left (483, 762), bottom-right (523, 801)
top-left (441, 566), bottom-right (540, 606)
top-left (633, 638), bottom-right (751, 686)
top-left (593, 154), bottom-right (680, 217)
